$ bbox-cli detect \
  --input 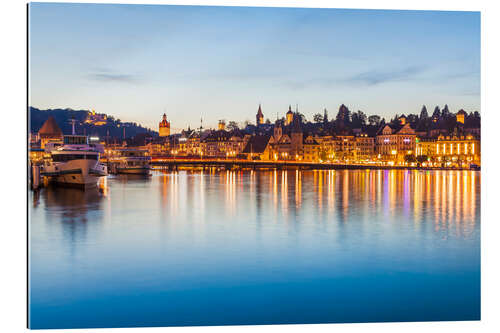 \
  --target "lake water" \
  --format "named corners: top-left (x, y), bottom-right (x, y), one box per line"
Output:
top-left (28, 169), bottom-right (480, 329)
